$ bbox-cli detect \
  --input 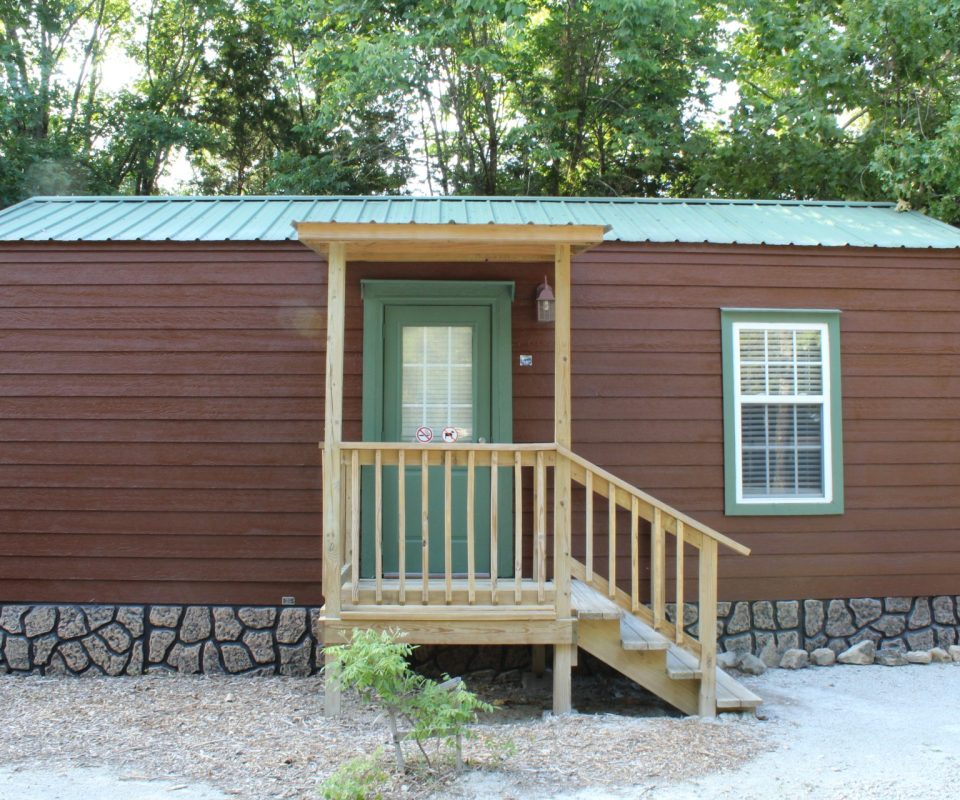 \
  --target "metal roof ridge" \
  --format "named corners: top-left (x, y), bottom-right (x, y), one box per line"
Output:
top-left (11, 194), bottom-right (903, 208)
